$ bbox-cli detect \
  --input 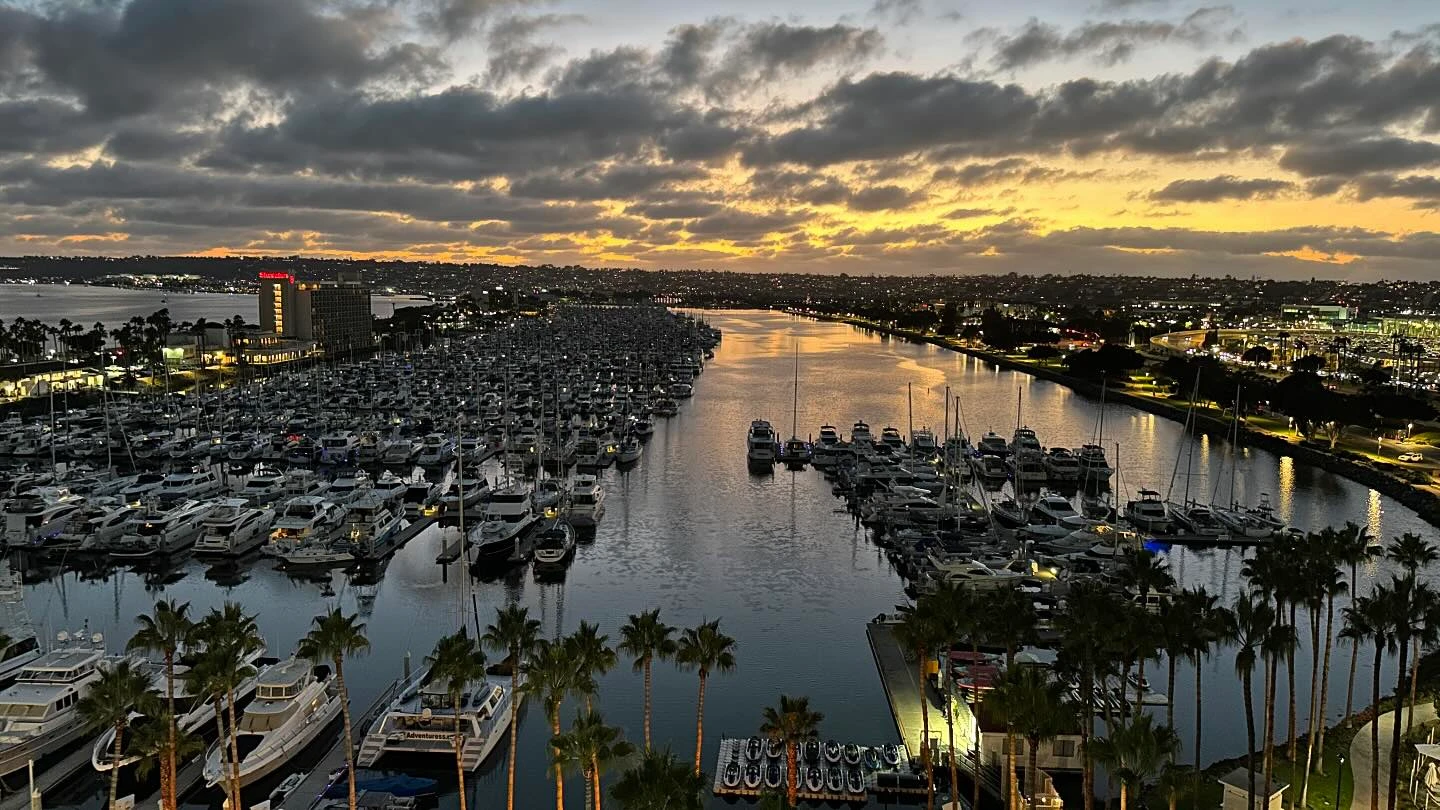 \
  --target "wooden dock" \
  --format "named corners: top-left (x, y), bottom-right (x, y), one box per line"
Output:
top-left (710, 737), bottom-right (880, 803)
top-left (866, 619), bottom-right (930, 761)
top-left (281, 677), bottom-right (404, 810)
